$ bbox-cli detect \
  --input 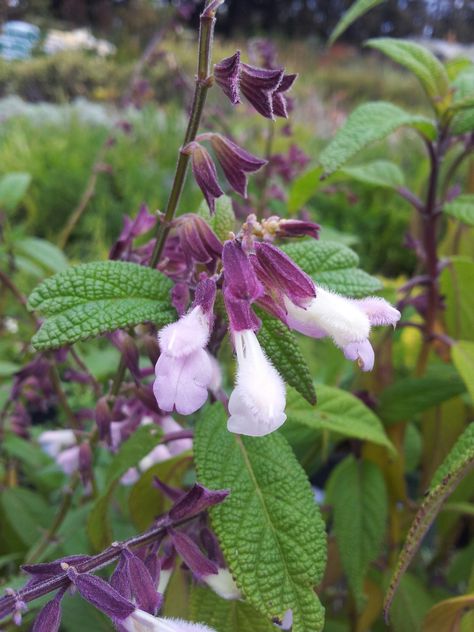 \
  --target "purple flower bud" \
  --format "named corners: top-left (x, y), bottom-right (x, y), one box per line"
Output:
top-left (171, 283), bottom-right (190, 317)
top-left (254, 241), bottom-right (315, 308)
top-left (78, 442), bottom-right (93, 486)
top-left (32, 589), bottom-right (65, 632)
top-left (262, 216), bottom-right (320, 240)
top-left (272, 73), bottom-right (297, 118)
top-left (95, 397), bottom-right (112, 442)
top-left (240, 63), bottom-right (284, 119)
top-left (112, 549), bottom-right (160, 615)
top-left (214, 51), bottom-right (241, 105)
top-left (67, 570), bottom-right (135, 621)
top-left (109, 331), bottom-right (140, 381)
top-left (169, 483), bottom-right (229, 521)
top-left (222, 240), bottom-right (263, 332)
top-left (176, 214), bottom-right (222, 266)
top-left (109, 205), bottom-right (157, 261)
top-left (168, 529), bottom-right (218, 578)
top-left (187, 142), bottom-right (224, 215)
top-left (208, 133), bottom-right (267, 198)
